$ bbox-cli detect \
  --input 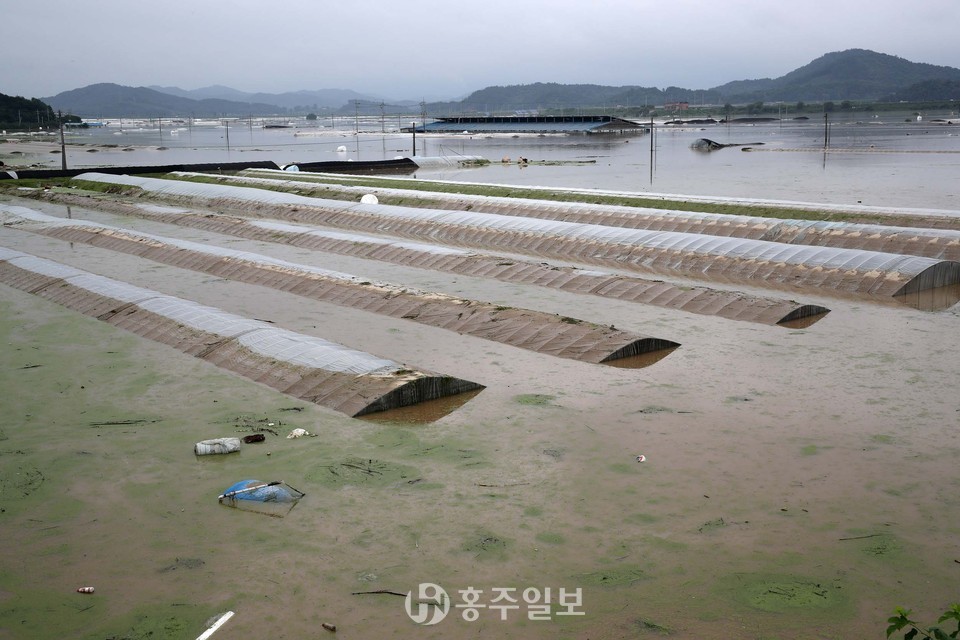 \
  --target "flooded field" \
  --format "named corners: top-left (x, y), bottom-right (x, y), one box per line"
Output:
top-left (1, 125), bottom-right (959, 639)
top-left (4, 111), bottom-right (960, 208)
